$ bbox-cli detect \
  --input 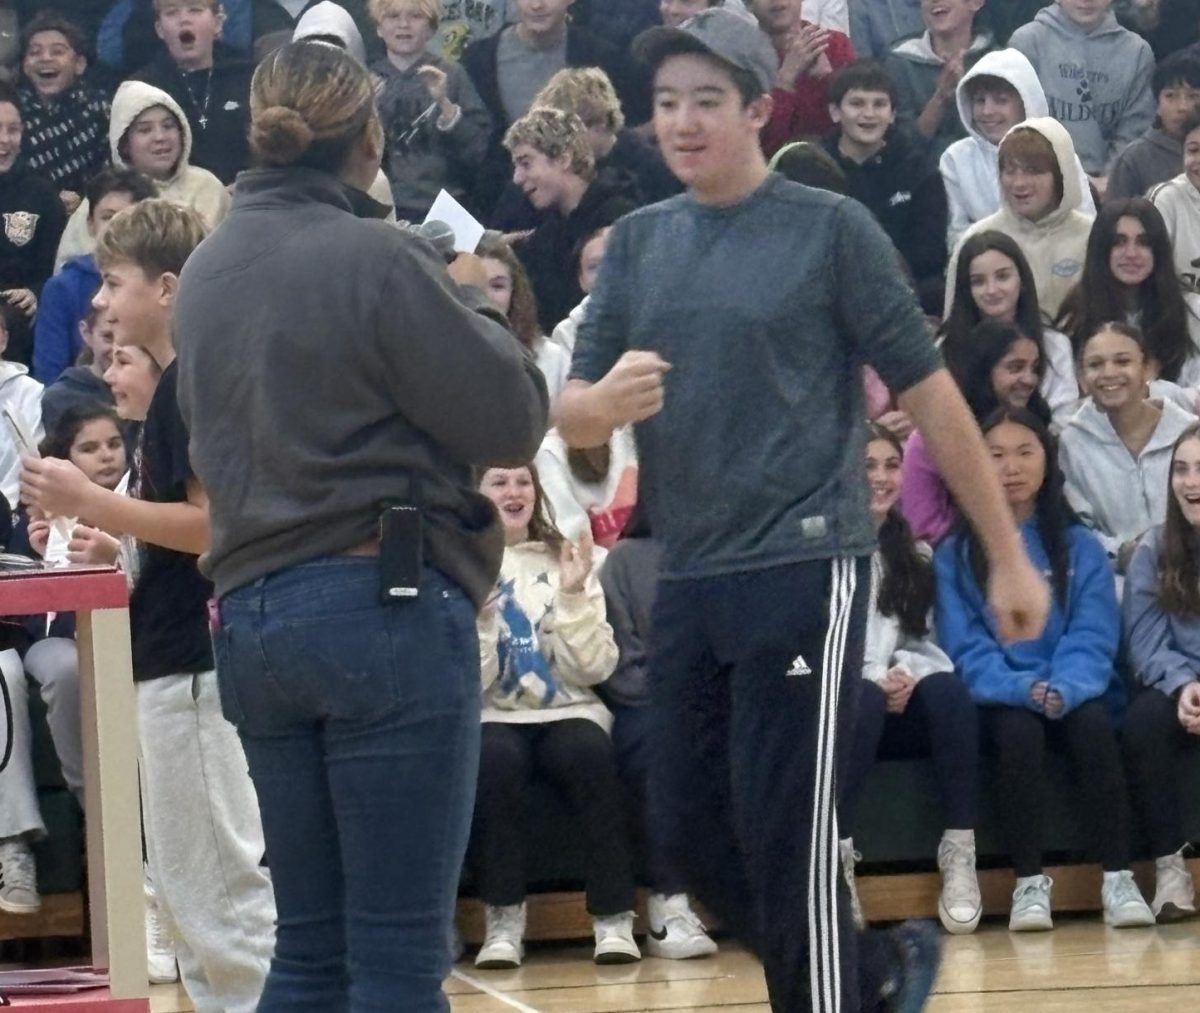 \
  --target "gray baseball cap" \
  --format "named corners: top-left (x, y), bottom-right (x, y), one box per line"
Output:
top-left (633, 4), bottom-right (779, 96)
